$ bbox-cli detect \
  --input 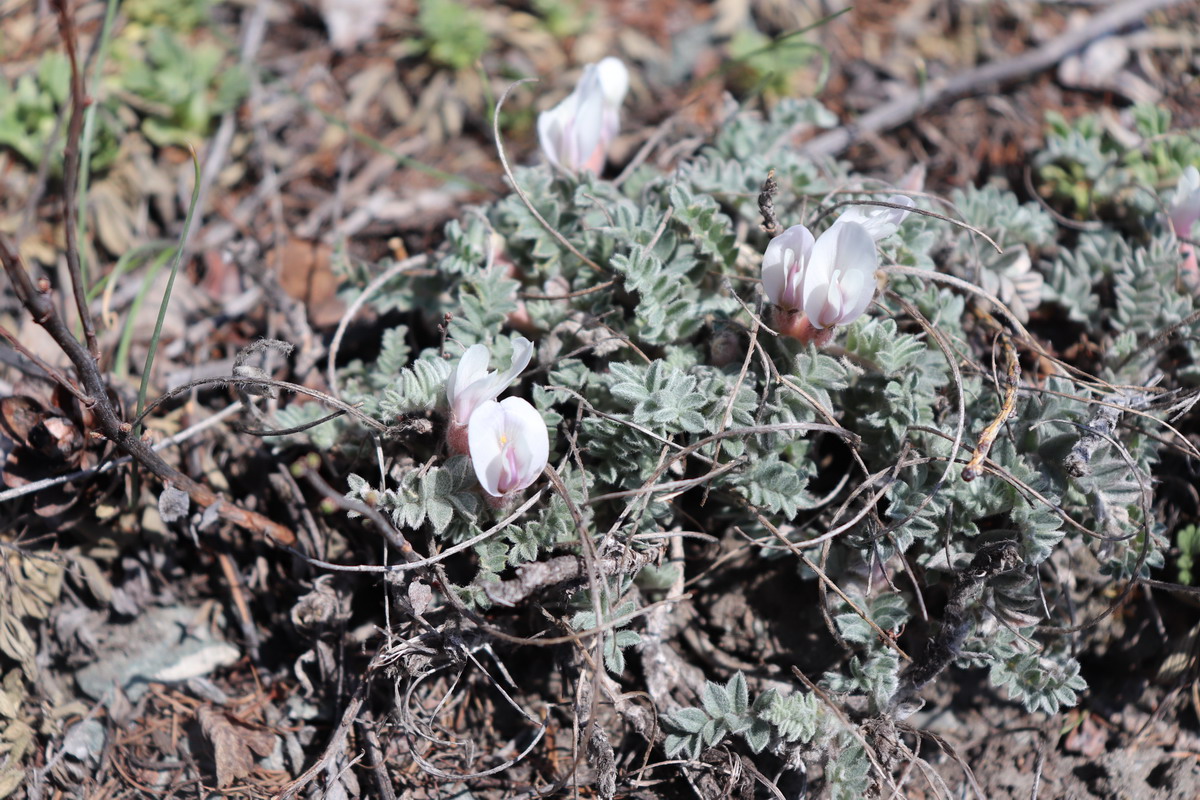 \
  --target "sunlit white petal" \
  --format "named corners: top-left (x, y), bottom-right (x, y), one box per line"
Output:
top-left (802, 222), bottom-right (878, 329)
top-left (467, 398), bottom-right (550, 497)
top-left (834, 195), bottom-right (914, 241)
top-left (596, 58), bottom-right (629, 108)
top-left (761, 225), bottom-right (815, 310)
top-left (1170, 165), bottom-right (1200, 238)
top-left (446, 338), bottom-right (534, 423)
